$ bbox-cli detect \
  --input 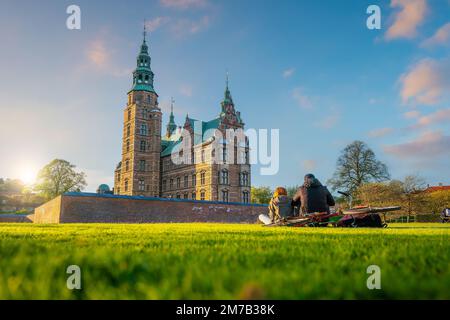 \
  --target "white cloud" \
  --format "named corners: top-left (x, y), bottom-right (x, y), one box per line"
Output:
top-left (86, 40), bottom-right (109, 68)
top-left (399, 58), bottom-right (450, 106)
top-left (145, 17), bottom-right (170, 32)
top-left (144, 16), bottom-right (210, 38)
top-left (303, 160), bottom-right (317, 171)
top-left (180, 85), bottom-right (193, 97)
top-left (160, 0), bottom-right (207, 9)
top-left (403, 110), bottom-right (421, 119)
top-left (292, 87), bottom-right (313, 109)
top-left (283, 68), bottom-right (295, 78)
top-left (414, 108), bottom-right (450, 128)
top-left (368, 127), bottom-right (394, 138)
top-left (422, 22), bottom-right (450, 47)
top-left (83, 35), bottom-right (131, 77)
top-left (384, 130), bottom-right (450, 158)
top-left (315, 111), bottom-right (340, 129)
top-left (386, 0), bottom-right (427, 40)
top-left (170, 16), bottom-right (210, 38)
